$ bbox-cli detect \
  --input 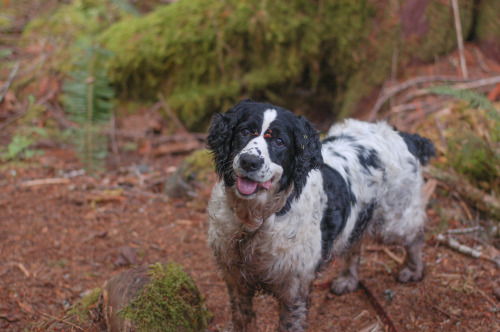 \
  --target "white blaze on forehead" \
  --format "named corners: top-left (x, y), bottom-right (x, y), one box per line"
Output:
top-left (260, 109), bottom-right (277, 135)
top-left (234, 108), bottom-right (283, 183)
